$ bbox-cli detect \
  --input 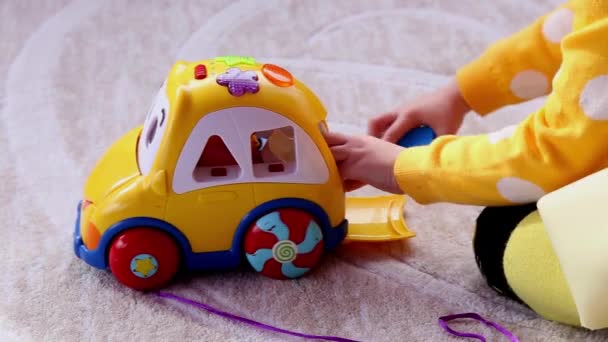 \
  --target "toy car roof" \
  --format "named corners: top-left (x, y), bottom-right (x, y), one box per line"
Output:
top-left (163, 56), bottom-right (328, 128)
